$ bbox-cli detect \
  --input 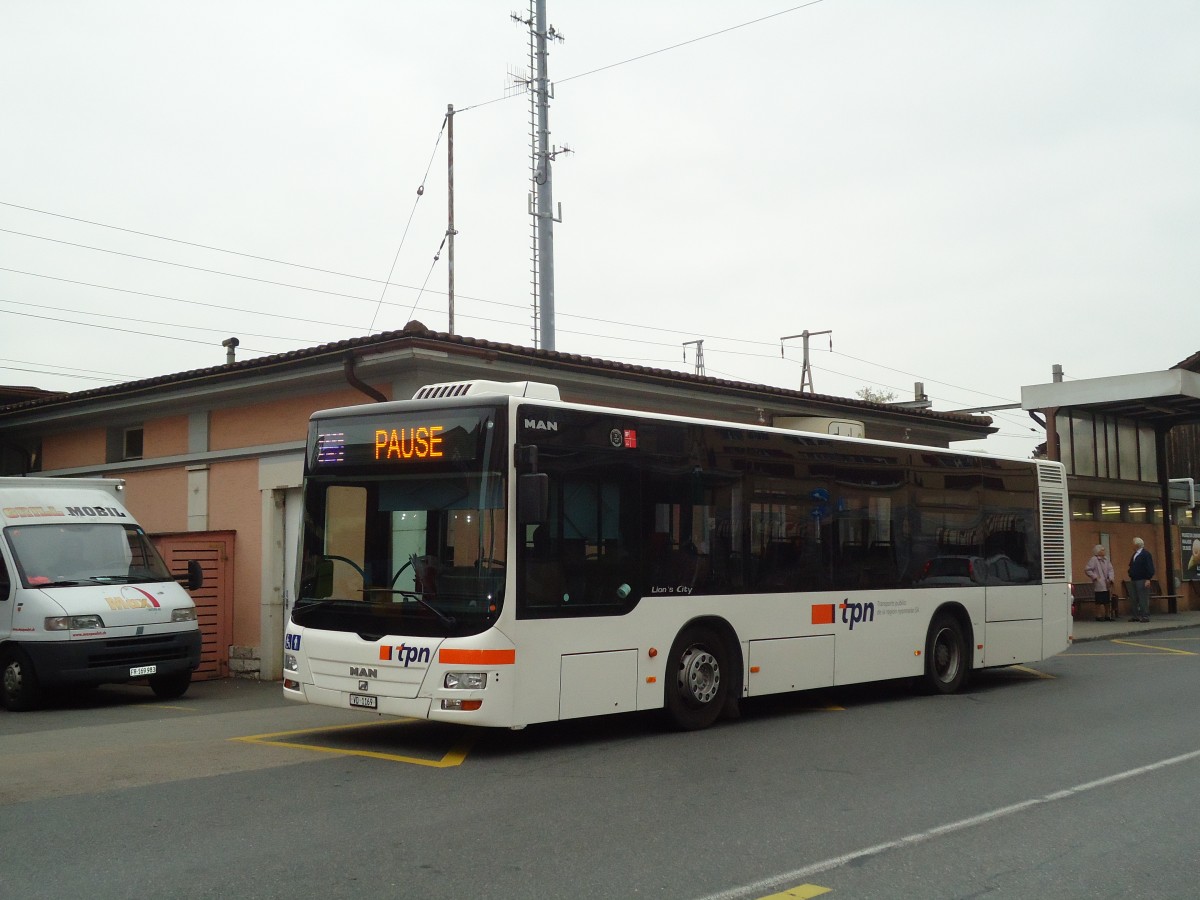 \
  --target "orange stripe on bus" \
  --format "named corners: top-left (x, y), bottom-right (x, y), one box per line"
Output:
top-left (438, 648), bottom-right (516, 665)
top-left (811, 603), bottom-right (835, 625)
